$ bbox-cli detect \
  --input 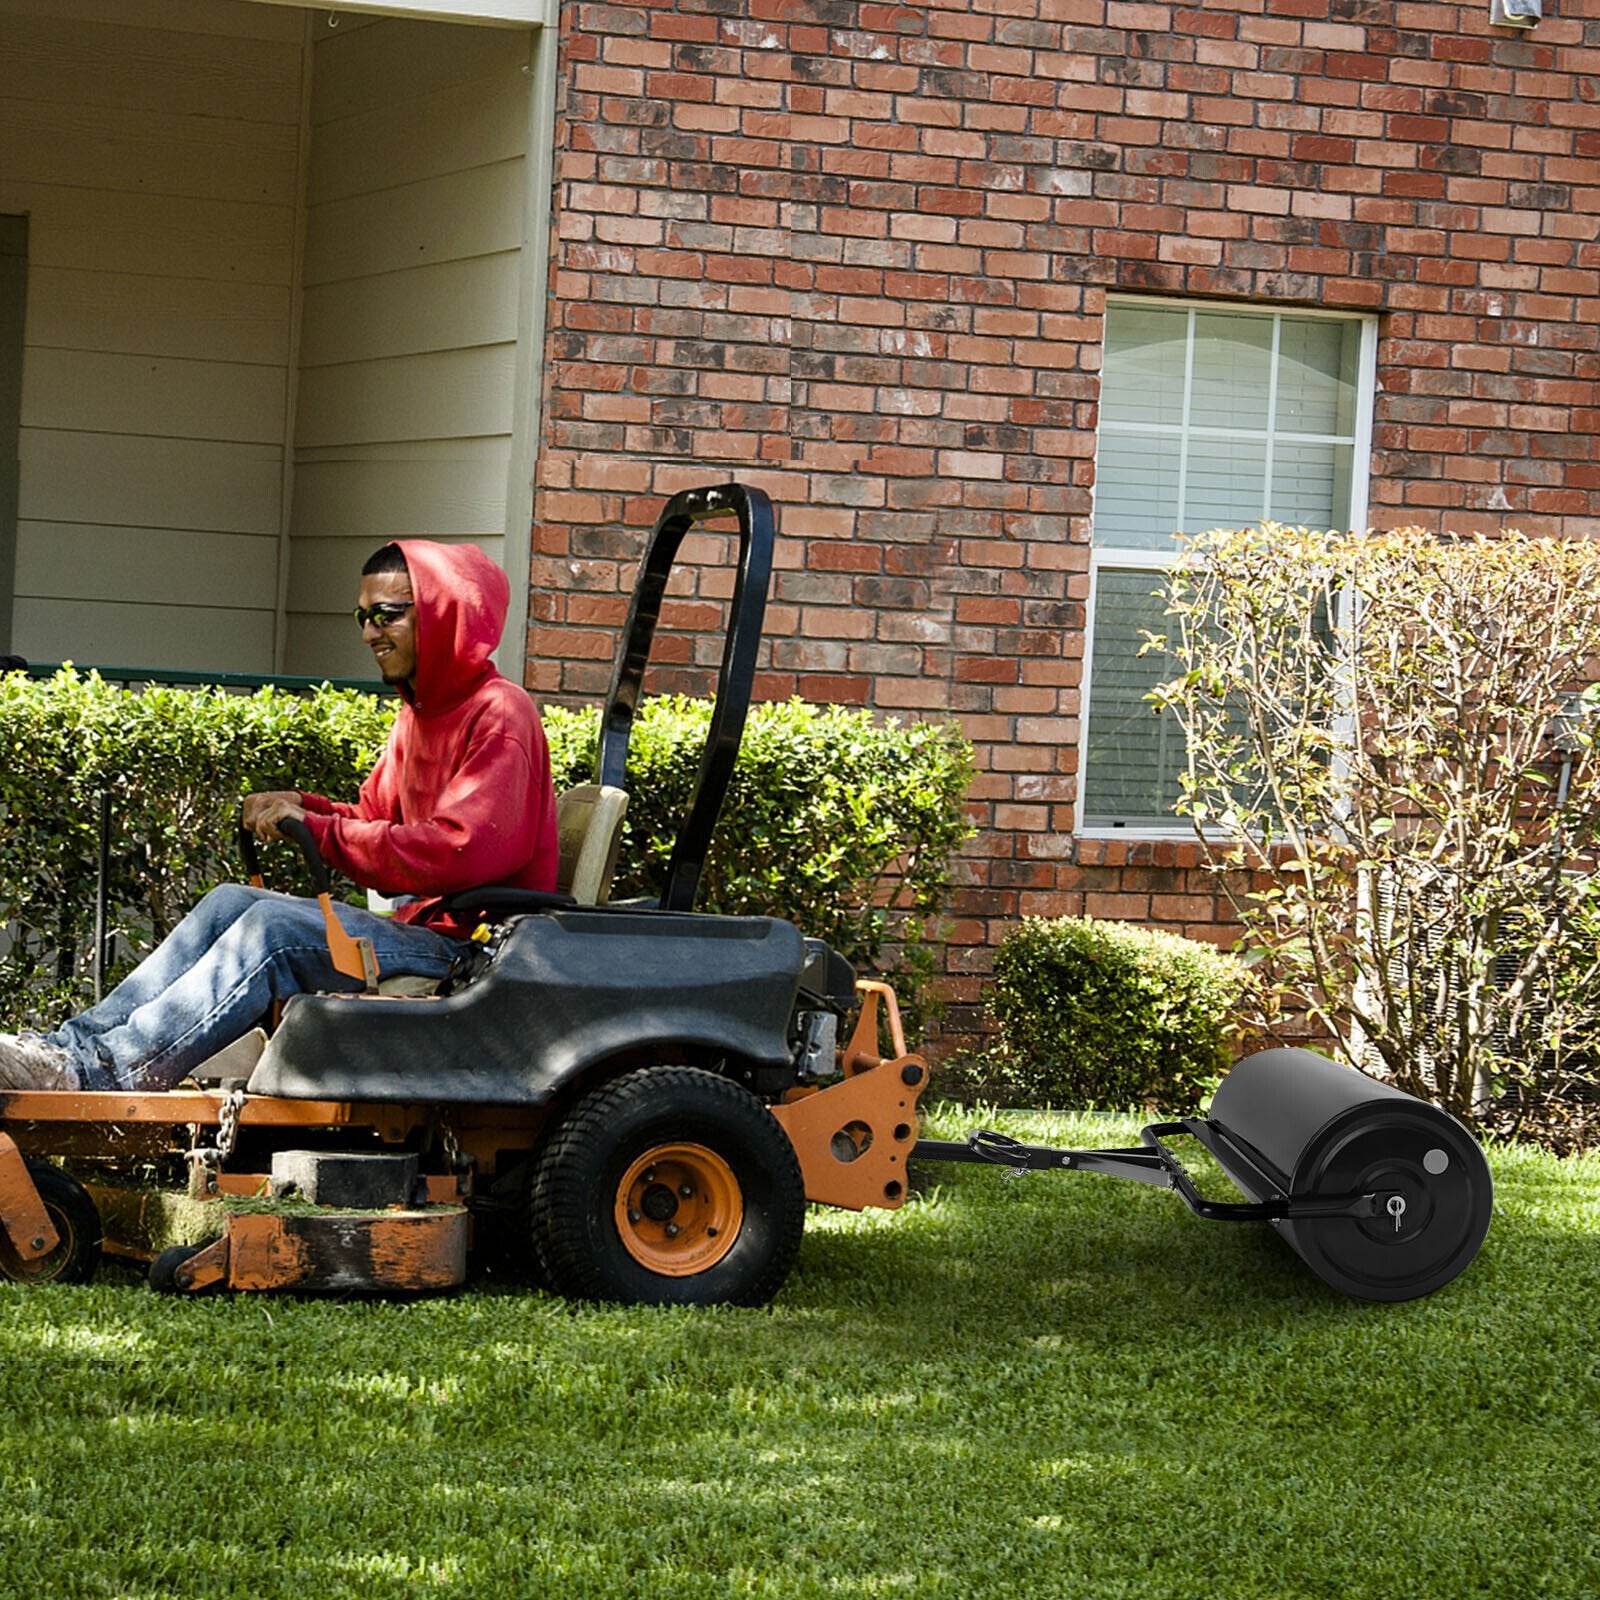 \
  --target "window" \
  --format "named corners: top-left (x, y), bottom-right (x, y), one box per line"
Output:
top-left (1080, 298), bottom-right (1375, 832)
